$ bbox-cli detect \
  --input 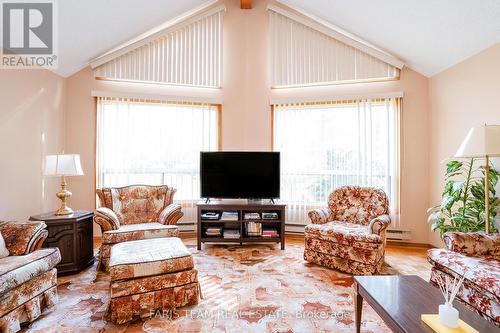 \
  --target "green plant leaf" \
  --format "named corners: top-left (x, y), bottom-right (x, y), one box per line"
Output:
top-left (452, 181), bottom-right (464, 194)
top-left (441, 195), bottom-right (457, 211)
top-left (429, 158), bottom-right (500, 235)
top-left (489, 168), bottom-right (499, 186)
top-left (446, 161), bottom-right (462, 174)
top-left (427, 211), bottom-right (441, 223)
top-left (442, 180), bottom-right (454, 196)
